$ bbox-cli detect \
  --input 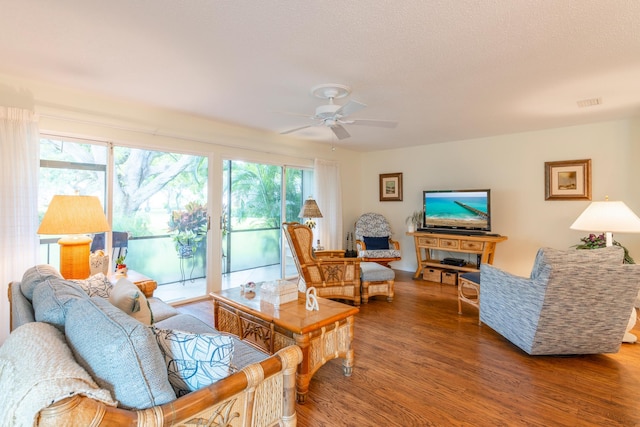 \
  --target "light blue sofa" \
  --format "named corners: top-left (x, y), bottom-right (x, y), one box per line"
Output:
top-left (4, 265), bottom-right (301, 426)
